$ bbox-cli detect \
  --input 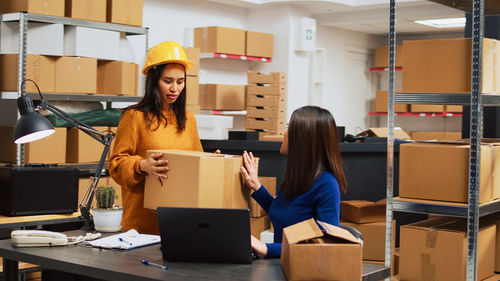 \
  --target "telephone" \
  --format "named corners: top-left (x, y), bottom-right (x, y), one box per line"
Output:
top-left (11, 230), bottom-right (68, 247)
